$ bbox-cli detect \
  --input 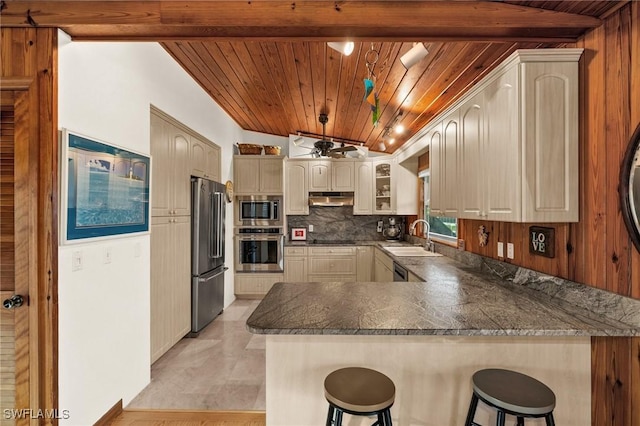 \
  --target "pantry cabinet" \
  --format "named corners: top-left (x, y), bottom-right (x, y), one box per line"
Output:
top-left (285, 159), bottom-right (309, 215)
top-left (150, 215), bottom-right (190, 363)
top-left (150, 112), bottom-right (191, 217)
top-left (430, 49), bottom-right (581, 222)
top-left (234, 155), bottom-right (284, 195)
